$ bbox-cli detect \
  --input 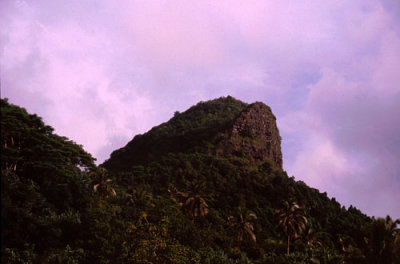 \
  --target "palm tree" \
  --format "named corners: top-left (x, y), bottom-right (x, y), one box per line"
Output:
top-left (278, 201), bottom-right (308, 255)
top-left (125, 187), bottom-right (155, 208)
top-left (394, 228), bottom-right (400, 263)
top-left (91, 167), bottom-right (116, 198)
top-left (365, 216), bottom-right (400, 263)
top-left (168, 186), bottom-right (187, 208)
top-left (2, 135), bottom-right (20, 178)
top-left (384, 216), bottom-right (400, 263)
top-left (303, 227), bottom-right (323, 247)
top-left (183, 194), bottom-right (209, 221)
top-left (229, 208), bottom-right (257, 244)
top-left (168, 184), bottom-right (209, 221)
